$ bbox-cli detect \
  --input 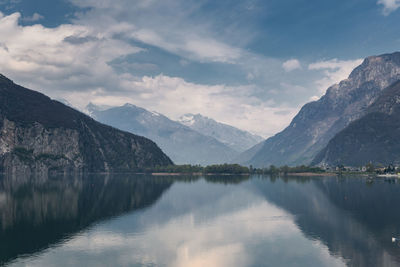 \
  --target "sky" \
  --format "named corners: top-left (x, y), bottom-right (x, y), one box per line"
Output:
top-left (0, 0), bottom-right (399, 137)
